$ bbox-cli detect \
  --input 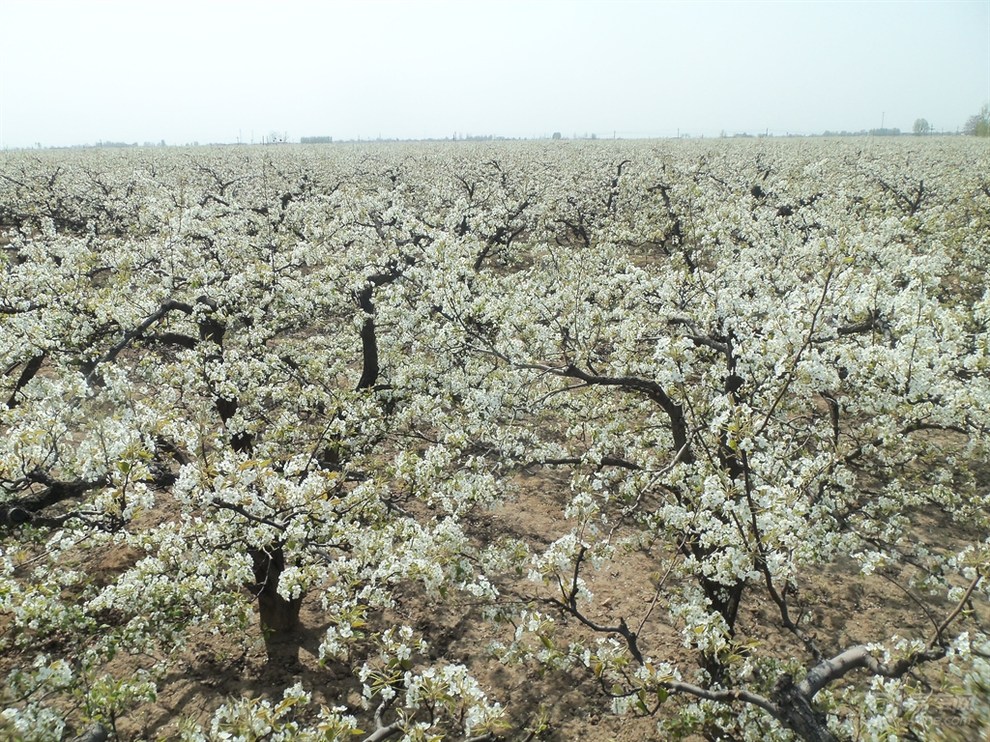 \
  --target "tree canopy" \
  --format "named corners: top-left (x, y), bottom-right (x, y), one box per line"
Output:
top-left (1, 137), bottom-right (988, 741)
